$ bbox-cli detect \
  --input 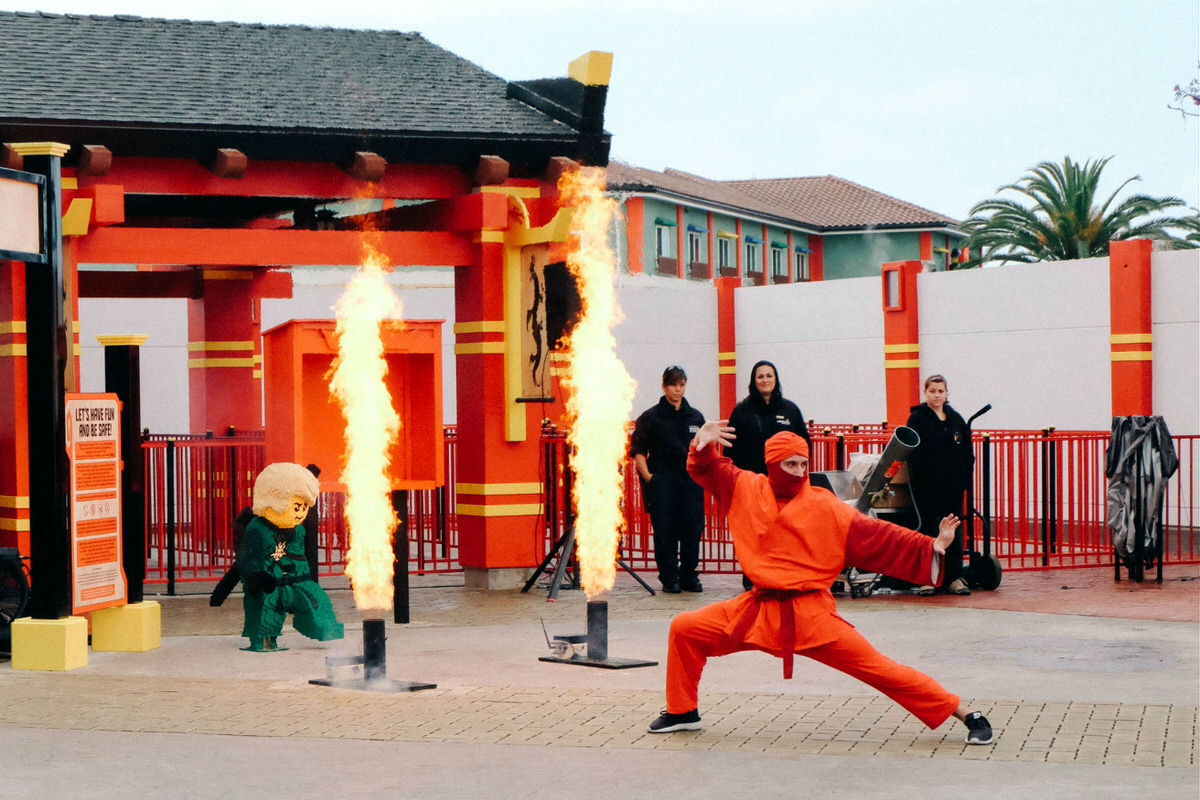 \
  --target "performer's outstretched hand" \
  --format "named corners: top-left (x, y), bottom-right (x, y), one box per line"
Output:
top-left (932, 514), bottom-right (960, 556)
top-left (694, 419), bottom-right (736, 451)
